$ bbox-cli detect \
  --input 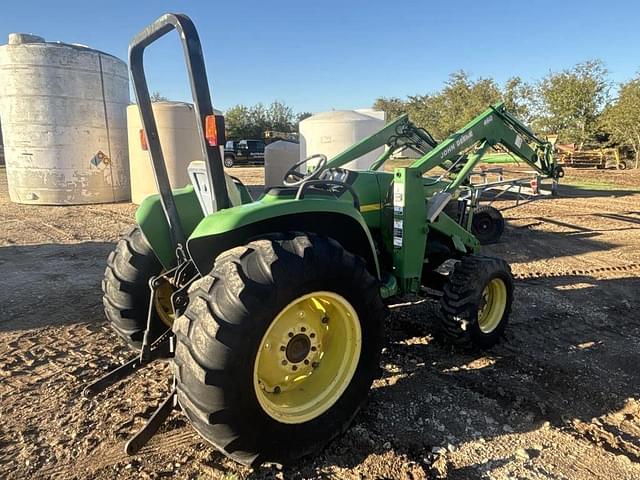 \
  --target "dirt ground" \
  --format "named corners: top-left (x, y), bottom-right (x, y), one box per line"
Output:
top-left (1, 165), bottom-right (640, 480)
